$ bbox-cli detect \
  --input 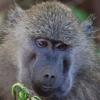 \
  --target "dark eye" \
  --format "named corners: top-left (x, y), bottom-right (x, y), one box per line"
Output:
top-left (35, 38), bottom-right (48, 48)
top-left (55, 42), bottom-right (70, 51)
